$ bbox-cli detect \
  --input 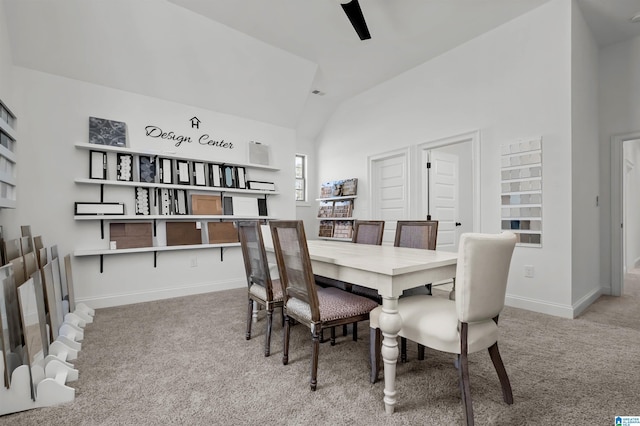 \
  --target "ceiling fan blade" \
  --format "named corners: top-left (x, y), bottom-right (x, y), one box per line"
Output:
top-left (340, 0), bottom-right (371, 40)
